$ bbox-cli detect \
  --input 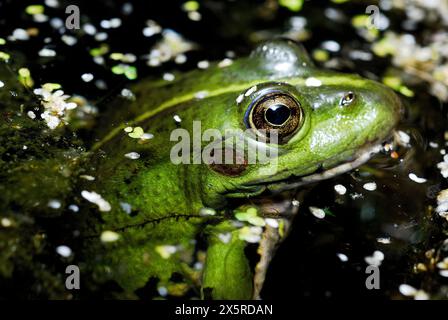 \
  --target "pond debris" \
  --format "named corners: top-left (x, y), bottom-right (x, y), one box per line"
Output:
top-left (124, 152), bottom-right (140, 160)
top-left (435, 189), bottom-right (448, 221)
top-left (68, 205), bottom-right (79, 212)
top-left (81, 73), bottom-right (94, 82)
top-left (218, 232), bottom-right (232, 244)
top-left (309, 206), bottom-right (325, 219)
top-left (337, 253), bottom-right (348, 262)
top-left (33, 84), bottom-right (78, 129)
top-left (56, 245), bottom-right (72, 258)
top-left (155, 245), bottom-right (178, 259)
top-left (436, 257), bottom-right (448, 277)
top-left (408, 173), bottom-right (427, 184)
top-left (265, 218), bottom-right (279, 228)
top-left (80, 175), bottom-right (95, 181)
top-left (81, 190), bottom-right (111, 212)
top-left (238, 226), bottom-right (263, 243)
top-left (145, 29), bottom-right (195, 67)
top-left (399, 284), bottom-right (430, 300)
top-left (437, 155), bottom-right (448, 178)
top-left (100, 230), bottom-right (120, 243)
top-left (235, 207), bottom-right (266, 227)
top-left (377, 237), bottom-right (391, 245)
top-left (364, 250), bottom-right (384, 267)
top-left (163, 73), bottom-right (175, 81)
top-left (47, 199), bottom-right (61, 209)
top-left (305, 77), bottom-right (322, 87)
top-left (394, 130), bottom-right (411, 147)
top-left (1, 218), bottom-right (12, 228)
top-left (197, 60), bottom-right (209, 69)
top-left (334, 184), bottom-right (347, 195)
top-left (143, 20), bottom-right (162, 37)
top-left (199, 207), bottom-right (216, 216)
top-left (363, 182), bottom-right (377, 191)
